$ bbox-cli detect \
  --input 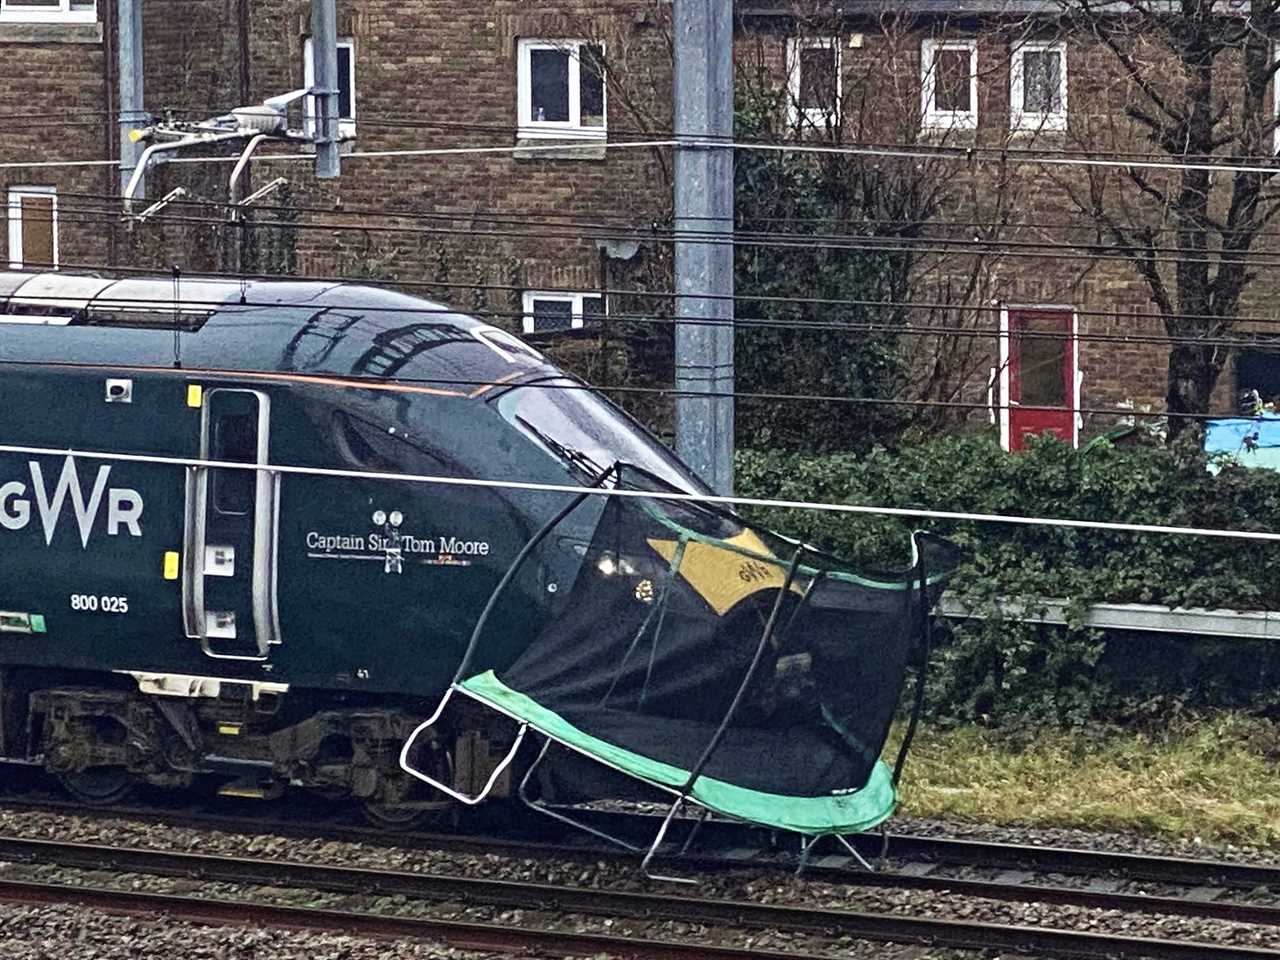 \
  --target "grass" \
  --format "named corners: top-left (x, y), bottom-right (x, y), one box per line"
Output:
top-left (891, 713), bottom-right (1280, 848)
